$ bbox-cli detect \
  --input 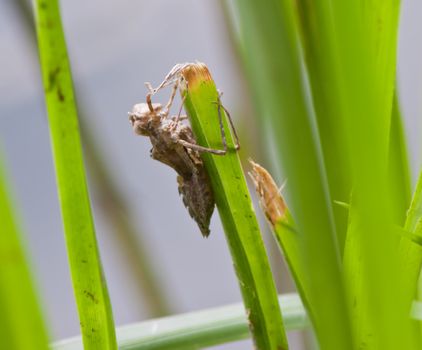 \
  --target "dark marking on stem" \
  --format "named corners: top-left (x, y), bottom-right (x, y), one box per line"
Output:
top-left (57, 86), bottom-right (65, 102)
top-left (83, 290), bottom-right (99, 304)
top-left (47, 66), bottom-right (61, 92)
